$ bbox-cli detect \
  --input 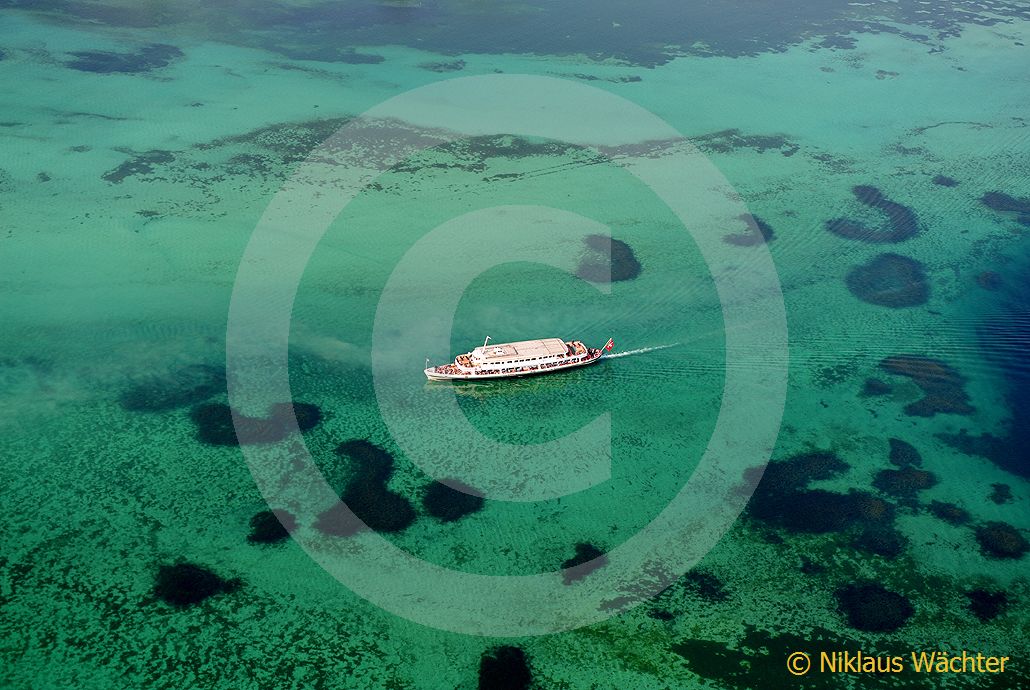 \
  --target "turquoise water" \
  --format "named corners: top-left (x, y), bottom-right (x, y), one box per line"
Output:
top-left (1, 1), bottom-right (1029, 688)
